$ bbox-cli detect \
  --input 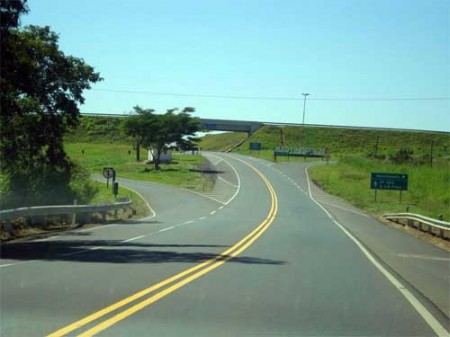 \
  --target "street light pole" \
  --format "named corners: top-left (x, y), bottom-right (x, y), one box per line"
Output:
top-left (301, 93), bottom-right (309, 125)
top-left (301, 93), bottom-right (309, 160)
